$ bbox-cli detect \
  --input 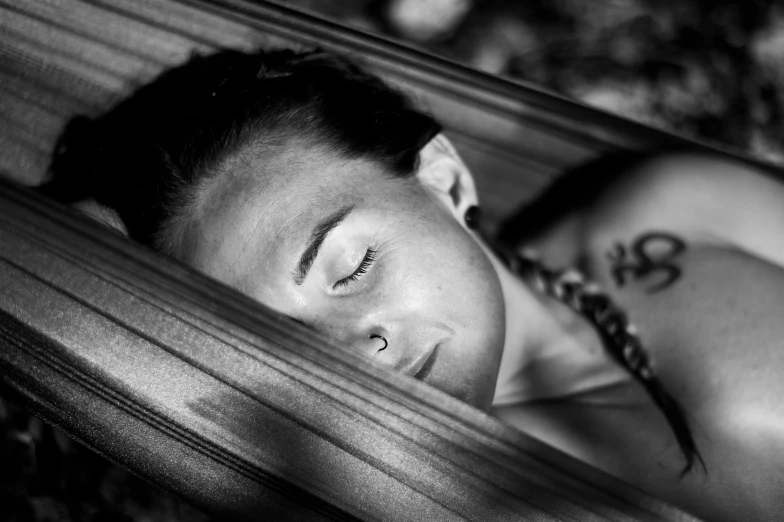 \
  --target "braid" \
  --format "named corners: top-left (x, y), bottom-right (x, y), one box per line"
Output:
top-left (509, 250), bottom-right (705, 475)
